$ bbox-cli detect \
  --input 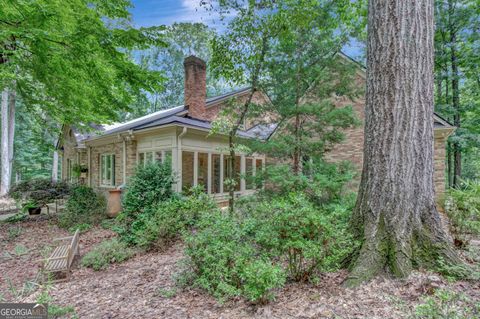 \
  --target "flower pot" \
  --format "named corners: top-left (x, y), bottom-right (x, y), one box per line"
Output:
top-left (28, 206), bottom-right (42, 215)
top-left (107, 189), bottom-right (122, 218)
